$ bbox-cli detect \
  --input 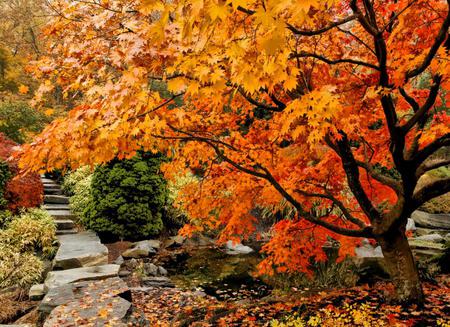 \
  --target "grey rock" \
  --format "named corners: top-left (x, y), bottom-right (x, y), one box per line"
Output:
top-left (54, 219), bottom-right (74, 231)
top-left (411, 211), bottom-right (450, 230)
top-left (143, 263), bottom-right (158, 276)
top-left (119, 270), bottom-right (131, 277)
top-left (355, 244), bottom-right (384, 258)
top-left (45, 189), bottom-right (63, 195)
top-left (166, 235), bottom-right (186, 248)
top-left (157, 266), bottom-right (168, 276)
top-left (415, 227), bottom-right (450, 237)
top-left (134, 239), bottom-right (161, 249)
top-left (42, 277), bottom-right (132, 325)
top-left (56, 229), bottom-right (77, 235)
top-left (141, 276), bottom-right (174, 288)
top-left (225, 241), bottom-right (254, 255)
top-left (114, 255), bottom-right (124, 265)
top-left (446, 233), bottom-right (450, 242)
top-left (29, 283), bottom-right (45, 301)
top-left (406, 218), bottom-right (416, 232)
top-left (44, 264), bottom-right (120, 289)
top-left (409, 239), bottom-right (445, 259)
top-left (43, 204), bottom-right (70, 210)
top-left (44, 195), bottom-right (69, 204)
top-left (122, 242), bottom-right (156, 259)
top-left (415, 233), bottom-right (444, 243)
top-left (47, 210), bottom-right (75, 220)
top-left (53, 231), bottom-right (108, 269)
